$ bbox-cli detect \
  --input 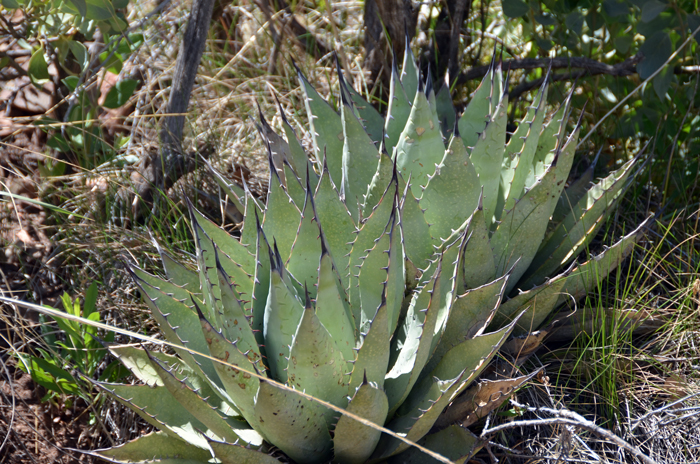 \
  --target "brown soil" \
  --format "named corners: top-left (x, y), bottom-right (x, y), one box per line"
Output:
top-left (0, 361), bottom-right (96, 464)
